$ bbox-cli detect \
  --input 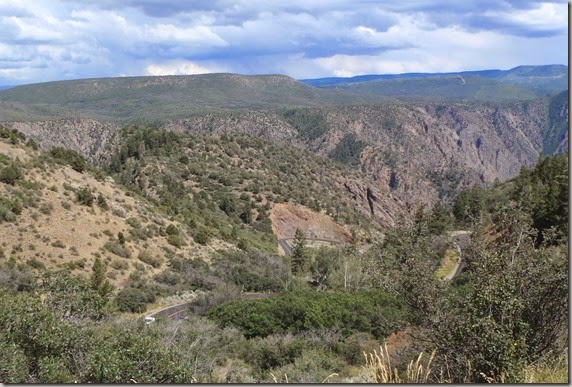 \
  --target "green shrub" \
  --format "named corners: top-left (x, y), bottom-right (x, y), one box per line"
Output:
top-left (49, 147), bottom-right (88, 173)
top-left (0, 164), bottom-right (22, 185)
top-left (194, 228), bottom-right (210, 245)
top-left (165, 224), bottom-right (179, 235)
top-left (26, 138), bottom-right (38, 150)
top-left (0, 197), bottom-right (22, 222)
top-left (104, 241), bottom-right (132, 259)
top-left (116, 287), bottom-right (149, 313)
top-left (76, 186), bottom-right (95, 206)
top-left (26, 257), bottom-right (46, 270)
top-left (208, 289), bottom-right (407, 339)
top-left (167, 234), bottom-right (183, 248)
top-left (138, 250), bottom-right (163, 268)
top-left (97, 194), bottom-right (108, 210)
top-left (51, 240), bottom-right (66, 249)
